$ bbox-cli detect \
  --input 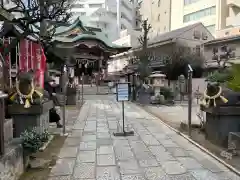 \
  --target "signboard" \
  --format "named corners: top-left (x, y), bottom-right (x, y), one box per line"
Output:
top-left (117, 83), bottom-right (129, 101)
